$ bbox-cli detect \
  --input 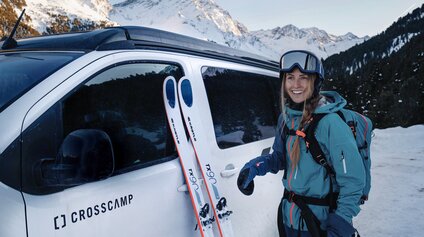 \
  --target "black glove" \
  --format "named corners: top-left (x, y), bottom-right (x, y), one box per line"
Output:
top-left (237, 156), bottom-right (268, 195)
top-left (237, 167), bottom-right (255, 195)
